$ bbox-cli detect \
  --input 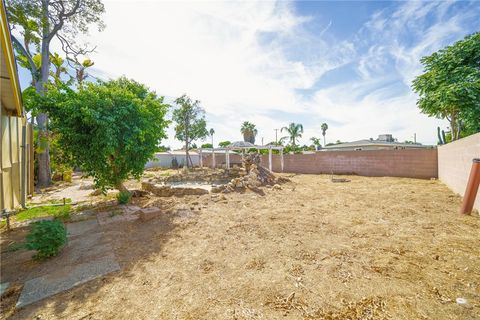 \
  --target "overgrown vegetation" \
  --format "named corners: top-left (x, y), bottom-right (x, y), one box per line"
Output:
top-left (15, 201), bottom-right (72, 222)
top-left (46, 77), bottom-right (170, 192)
top-left (6, 0), bottom-right (106, 187)
top-left (412, 32), bottom-right (480, 140)
top-left (116, 191), bottom-right (132, 204)
top-left (25, 220), bottom-right (67, 259)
